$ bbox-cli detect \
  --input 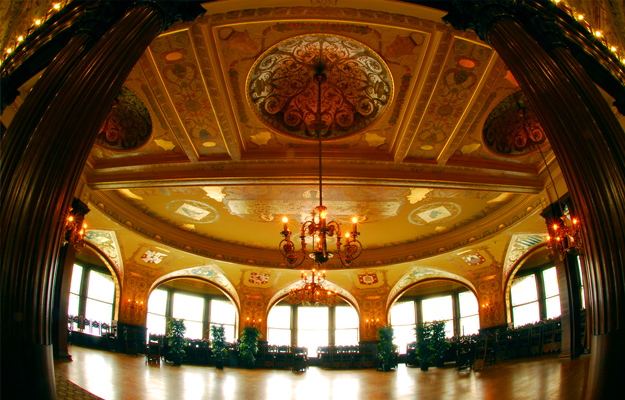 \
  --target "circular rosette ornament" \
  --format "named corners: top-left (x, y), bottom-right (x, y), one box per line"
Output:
top-left (247, 34), bottom-right (393, 141)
